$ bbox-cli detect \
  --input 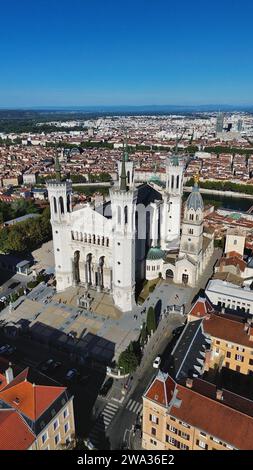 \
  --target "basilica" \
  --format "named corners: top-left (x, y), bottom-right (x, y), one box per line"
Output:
top-left (47, 147), bottom-right (214, 312)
